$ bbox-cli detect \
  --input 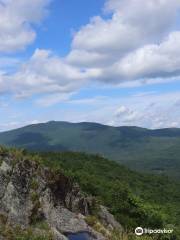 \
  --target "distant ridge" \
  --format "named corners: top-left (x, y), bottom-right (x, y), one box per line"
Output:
top-left (0, 121), bottom-right (180, 179)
